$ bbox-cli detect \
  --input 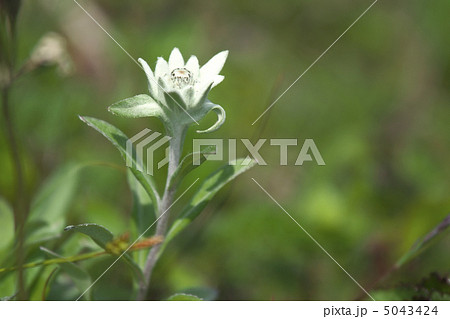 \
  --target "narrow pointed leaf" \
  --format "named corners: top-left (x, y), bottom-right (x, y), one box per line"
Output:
top-left (64, 223), bottom-right (144, 281)
top-left (64, 223), bottom-right (113, 248)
